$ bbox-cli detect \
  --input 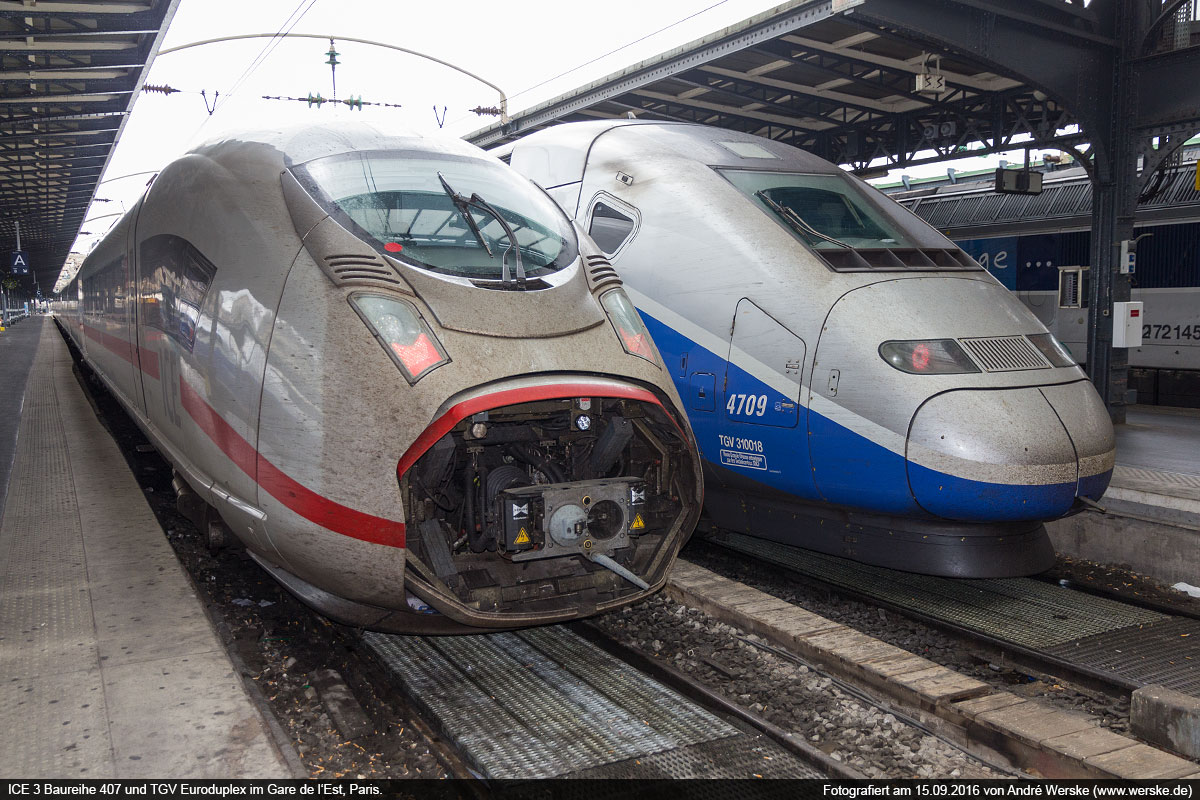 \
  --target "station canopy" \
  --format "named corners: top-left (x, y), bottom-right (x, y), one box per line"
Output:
top-left (0, 0), bottom-right (178, 295)
top-left (466, 0), bottom-right (1160, 170)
